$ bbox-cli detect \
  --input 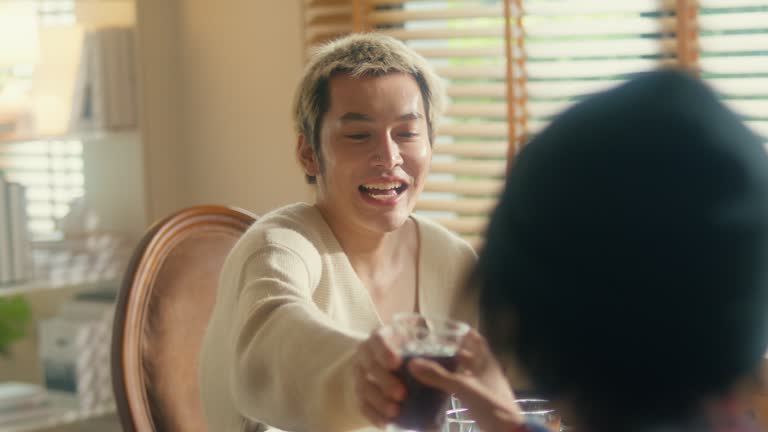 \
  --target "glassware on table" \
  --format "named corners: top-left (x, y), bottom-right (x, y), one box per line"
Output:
top-left (386, 313), bottom-right (470, 432)
top-left (516, 399), bottom-right (562, 431)
top-left (444, 407), bottom-right (479, 432)
top-left (444, 395), bottom-right (479, 432)
top-left (442, 396), bottom-right (565, 432)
